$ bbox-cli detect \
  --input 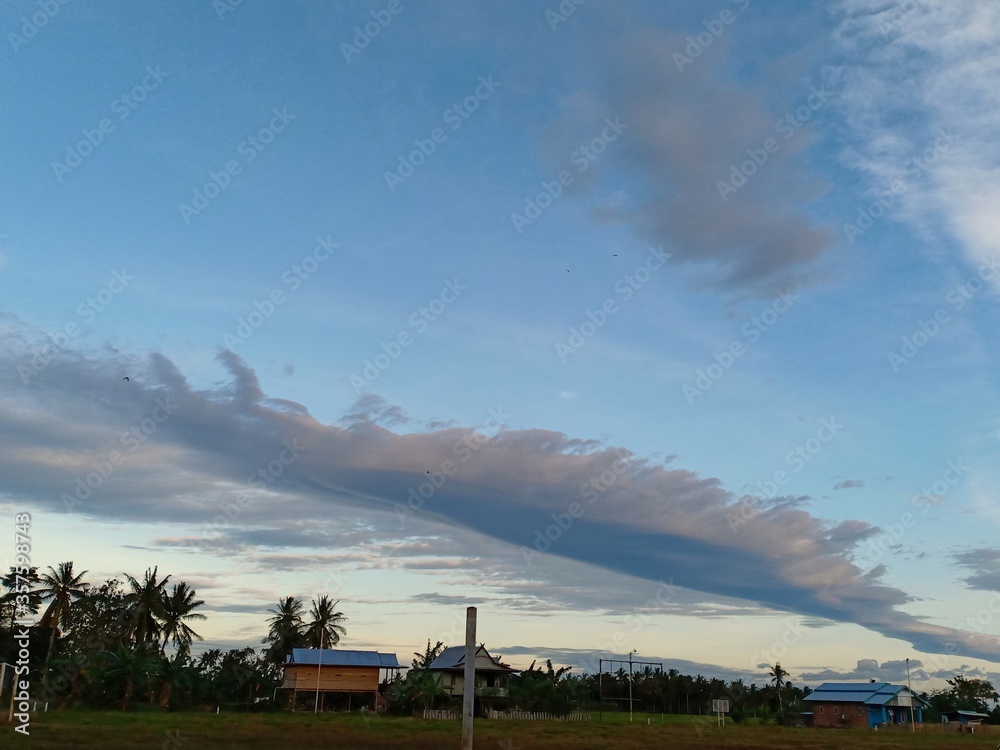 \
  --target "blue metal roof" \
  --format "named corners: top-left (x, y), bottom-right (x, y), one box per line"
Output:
top-left (804, 682), bottom-right (928, 707)
top-left (286, 649), bottom-right (401, 668)
top-left (428, 645), bottom-right (514, 672)
top-left (807, 690), bottom-right (884, 703)
top-left (429, 646), bottom-right (467, 670)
